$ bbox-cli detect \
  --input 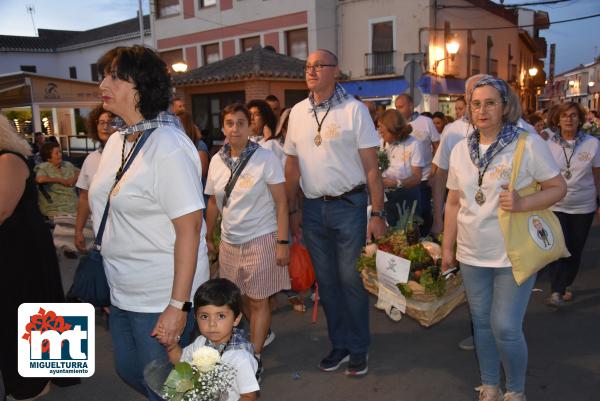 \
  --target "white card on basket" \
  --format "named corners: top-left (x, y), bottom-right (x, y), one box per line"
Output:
top-left (376, 250), bottom-right (411, 284)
